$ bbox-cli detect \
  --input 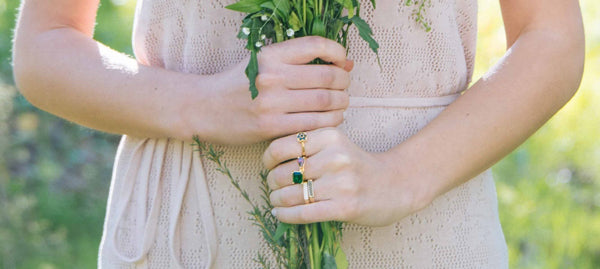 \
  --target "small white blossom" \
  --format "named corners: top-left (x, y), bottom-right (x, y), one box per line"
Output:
top-left (261, 34), bottom-right (266, 40)
top-left (286, 29), bottom-right (295, 37)
top-left (255, 41), bottom-right (263, 48)
top-left (261, 15), bottom-right (268, 21)
top-left (242, 27), bottom-right (251, 35)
